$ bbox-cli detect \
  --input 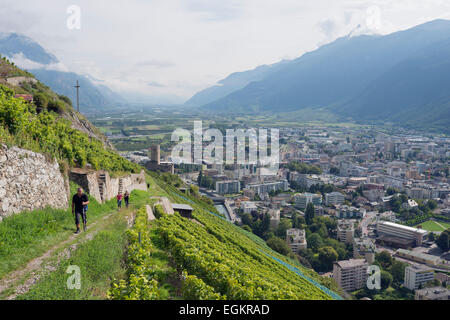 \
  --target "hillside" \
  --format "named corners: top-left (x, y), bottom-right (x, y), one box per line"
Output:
top-left (0, 56), bottom-right (138, 173)
top-left (142, 175), bottom-right (343, 300)
top-left (193, 19), bottom-right (450, 133)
